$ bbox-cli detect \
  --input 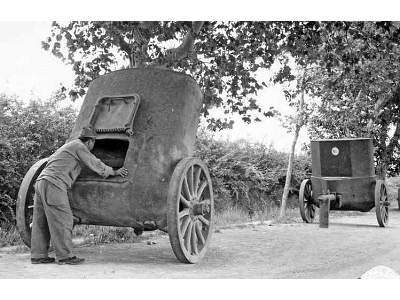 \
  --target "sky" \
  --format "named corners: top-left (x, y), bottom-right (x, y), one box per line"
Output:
top-left (0, 21), bottom-right (311, 152)
top-left (0, 22), bottom-right (74, 100)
